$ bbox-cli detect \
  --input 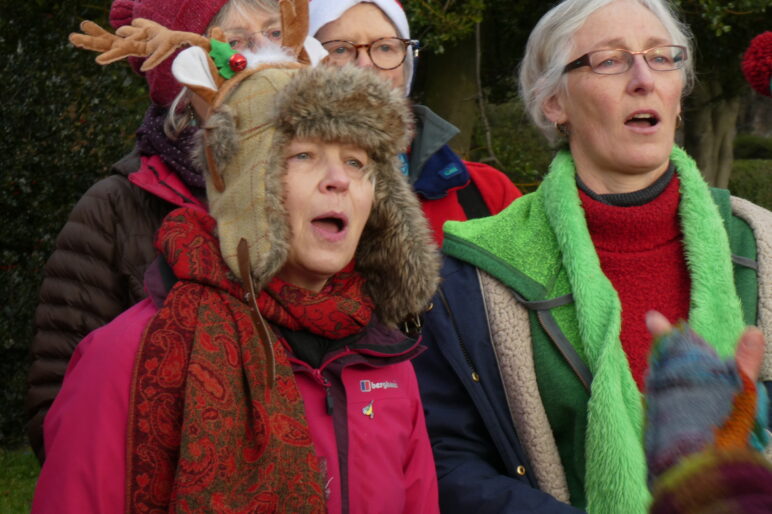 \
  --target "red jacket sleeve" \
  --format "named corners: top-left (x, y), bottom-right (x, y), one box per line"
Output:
top-left (32, 300), bottom-right (155, 514)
